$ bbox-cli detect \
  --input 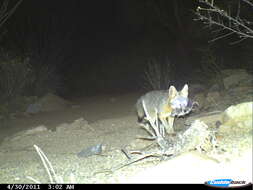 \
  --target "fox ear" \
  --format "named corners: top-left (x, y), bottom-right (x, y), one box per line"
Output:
top-left (168, 85), bottom-right (178, 99)
top-left (180, 84), bottom-right (188, 97)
